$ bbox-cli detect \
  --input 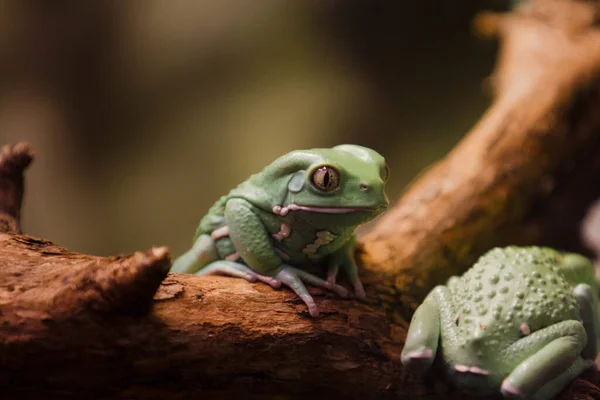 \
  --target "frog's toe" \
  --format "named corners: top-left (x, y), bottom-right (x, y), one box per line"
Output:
top-left (327, 263), bottom-right (339, 286)
top-left (352, 281), bottom-right (366, 299)
top-left (325, 281), bottom-right (349, 298)
top-left (195, 260), bottom-right (257, 282)
top-left (255, 275), bottom-right (282, 289)
top-left (501, 379), bottom-right (525, 399)
top-left (401, 347), bottom-right (434, 375)
top-left (284, 265), bottom-right (349, 299)
top-left (406, 348), bottom-right (433, 359)
top-left (276, 268), bottom-right (320, 317)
